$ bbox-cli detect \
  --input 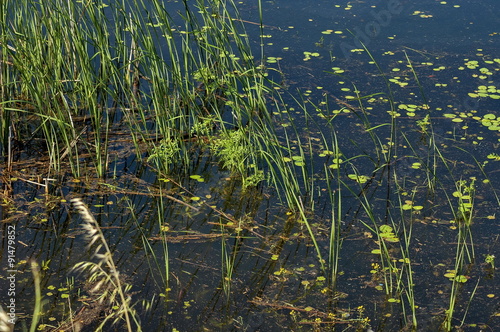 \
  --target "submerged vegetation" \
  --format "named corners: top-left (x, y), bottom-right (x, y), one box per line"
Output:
top-left (1, 0), bottom-right (499, 331)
